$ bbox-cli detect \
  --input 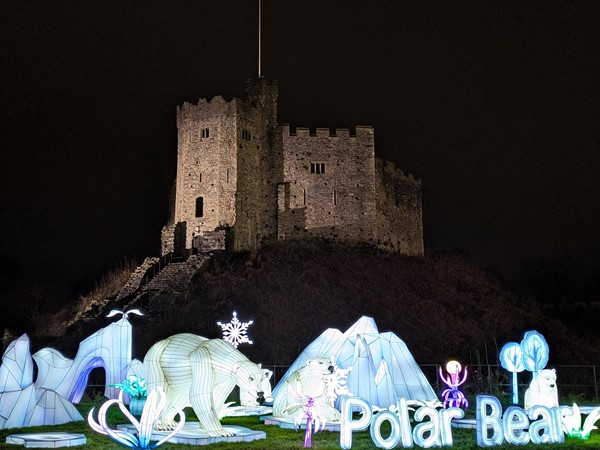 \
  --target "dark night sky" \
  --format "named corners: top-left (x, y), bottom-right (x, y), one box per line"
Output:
top-left (1, 1), bottom-right (599, 307)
